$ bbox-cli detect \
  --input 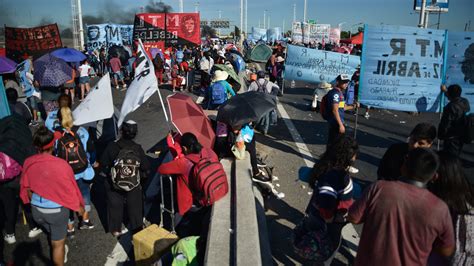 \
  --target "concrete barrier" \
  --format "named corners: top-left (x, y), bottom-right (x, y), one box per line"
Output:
top-left (204, 154), bottom-right (272, 265)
